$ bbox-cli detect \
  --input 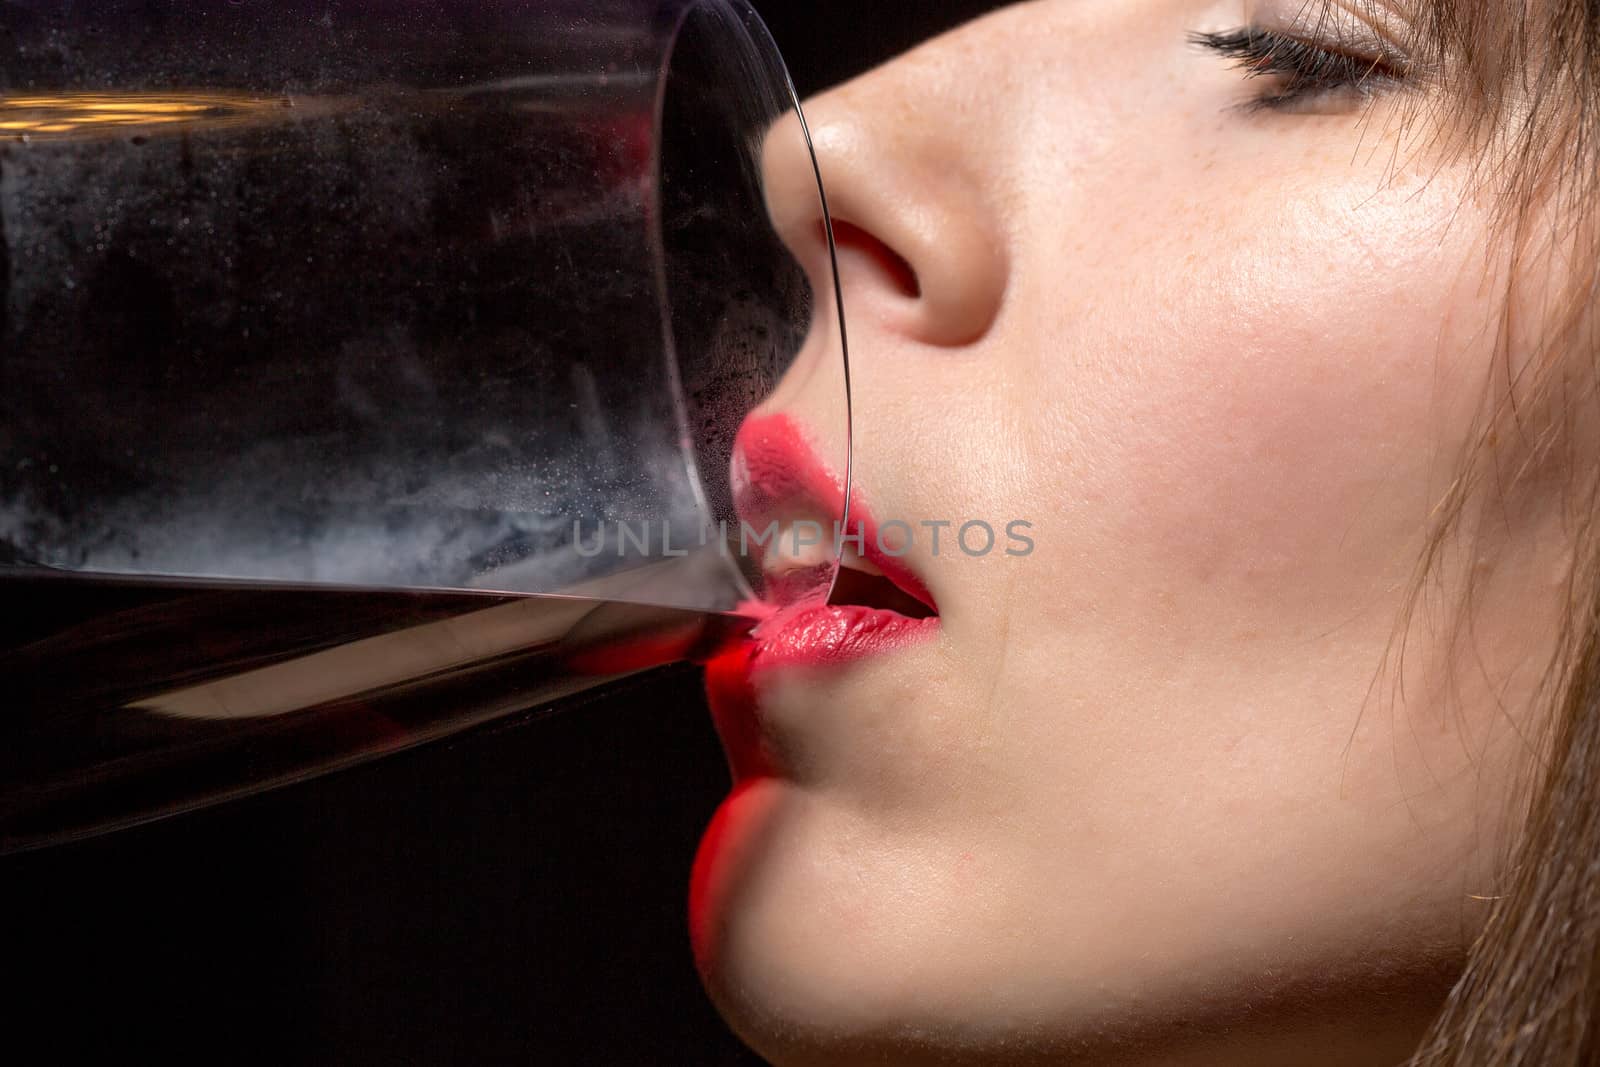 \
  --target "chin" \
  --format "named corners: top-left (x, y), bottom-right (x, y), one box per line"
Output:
top-left (688, 778), bottom-right (1068, 1067)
